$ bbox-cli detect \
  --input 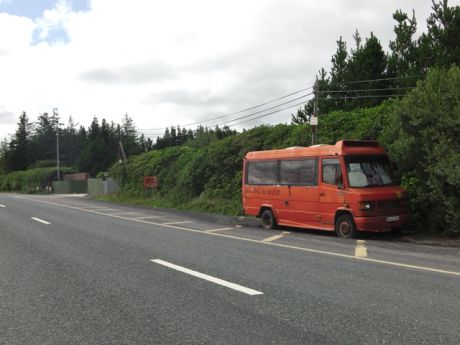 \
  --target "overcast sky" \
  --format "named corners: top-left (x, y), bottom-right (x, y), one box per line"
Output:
top-left (0, 0), bottom-right (457, 141)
